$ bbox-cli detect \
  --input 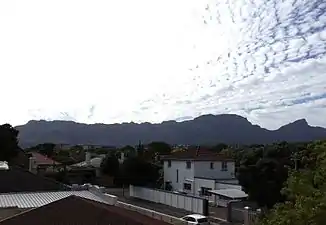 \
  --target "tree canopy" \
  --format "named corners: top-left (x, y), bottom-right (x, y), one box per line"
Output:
top-left (117, 157), bottom-right (160, 187)
top-left (100, 154), bottom-right (120, 177)
top-left (259, 141), bottom-right (326, 225)
top-left (0, 124), bottom-right (20, 162)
